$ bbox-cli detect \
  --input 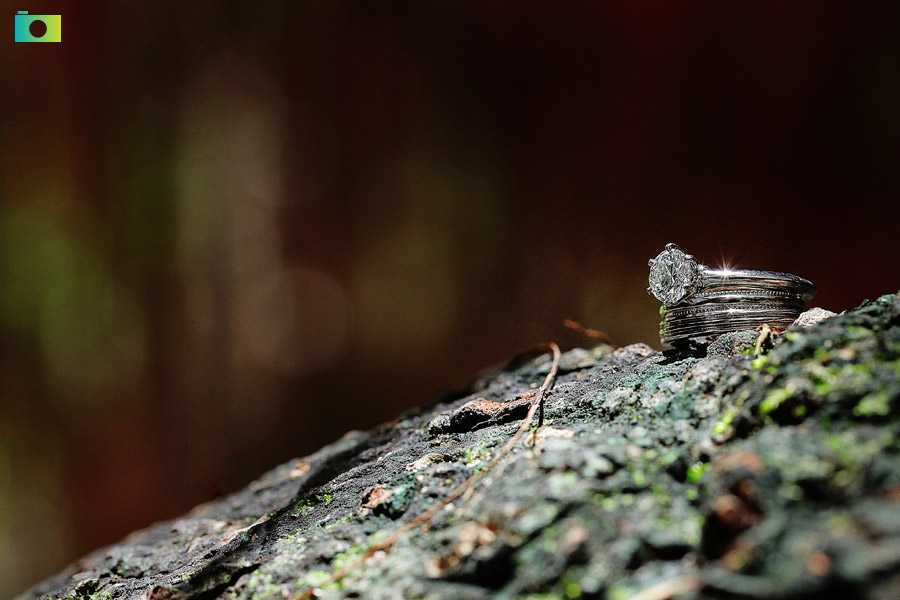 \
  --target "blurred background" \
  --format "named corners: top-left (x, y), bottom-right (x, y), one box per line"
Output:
top-left (2, 1), bottom-right (900, 596)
